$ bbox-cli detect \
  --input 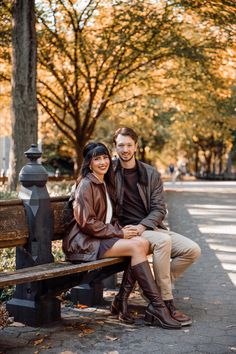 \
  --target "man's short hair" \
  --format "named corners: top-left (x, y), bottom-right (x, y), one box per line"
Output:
top-left (113, 127), bottom-right (138, 144)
